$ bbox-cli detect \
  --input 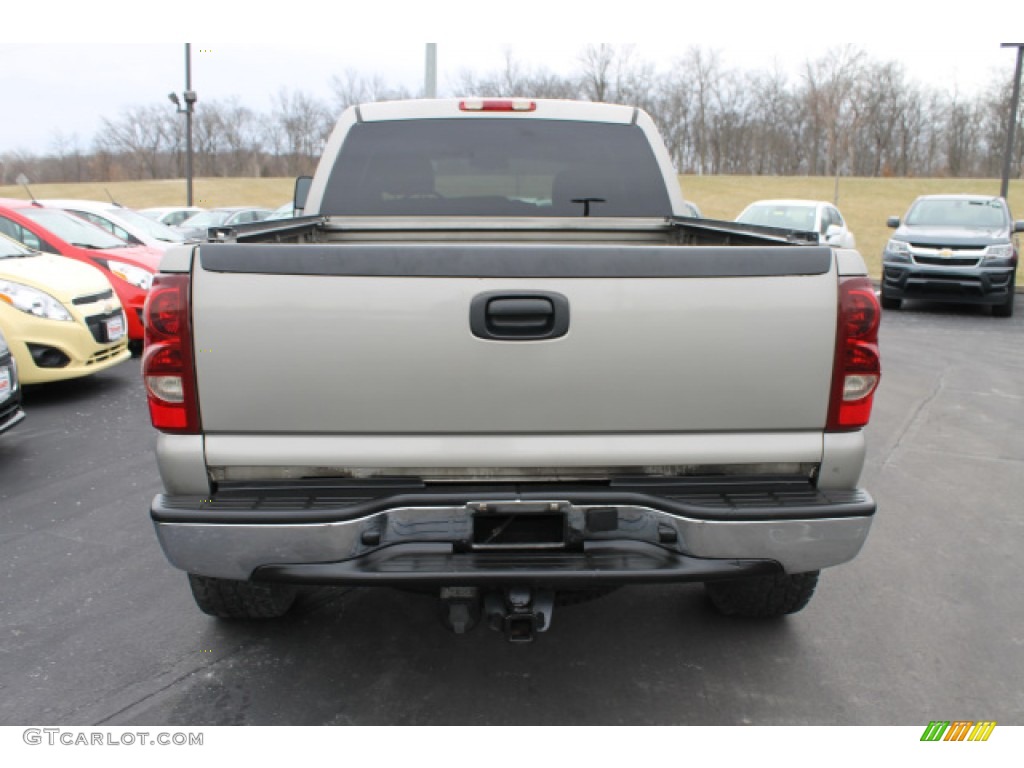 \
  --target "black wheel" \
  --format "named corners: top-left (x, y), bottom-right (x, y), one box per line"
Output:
top-left (187, 574), bottom-right (297, 619)
top-left (128, 339), bottom-right (144, 356)
top-left (705, 571), bottom-right (819, 618)
top-left (880, 292), bottom-right (901, 310)
top-left (993, 275), bottom-right (1015, 318)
